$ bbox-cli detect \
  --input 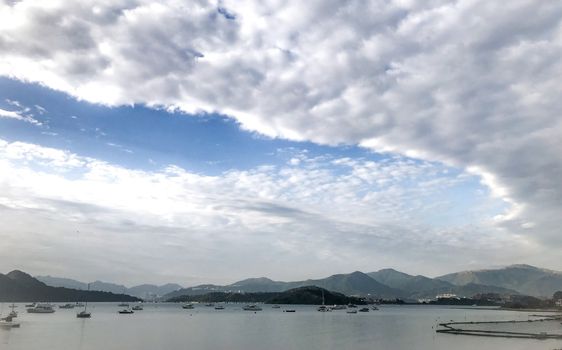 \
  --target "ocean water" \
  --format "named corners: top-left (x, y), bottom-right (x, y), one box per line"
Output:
top-left (1, 303), bottom-right (561, 350)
